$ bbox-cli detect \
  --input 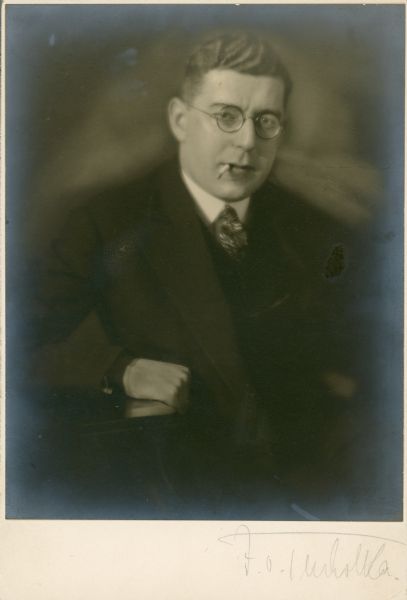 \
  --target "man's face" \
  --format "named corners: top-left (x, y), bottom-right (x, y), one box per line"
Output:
top-left (173, 69), bottom-right (285, 201)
